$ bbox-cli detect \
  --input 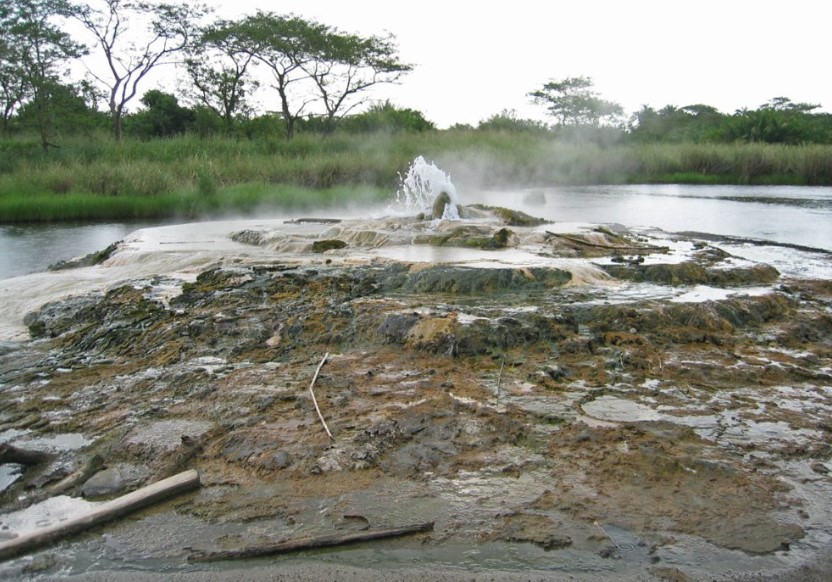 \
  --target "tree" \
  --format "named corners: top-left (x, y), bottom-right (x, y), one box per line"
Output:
top-left (128, 88), bottom-right (193, 137)
top-left (628, 103), bottom-right (727, 143)
top-left (0, 9), bottom-right (29, 131)
top-left (70, 0), bottom-right (209, 141)
top-left (477, 109), bottom-right (547, 133)
top-left (231, 12), bottom-right (327, 140)
top-left (183, 18), bottom-right (258, 133)
top-left (529, 76), bottom-right (623, 128)
top-left (1, 0), bottom-right (85, 149)
top-left (337, 100), bottom-right (434, 133)
top-left (722, 97), bottom-right (824, 144)
top-left (301, 29), bottom-right (411, 134)
top-left (15, 79), bottom-right (107, 134)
